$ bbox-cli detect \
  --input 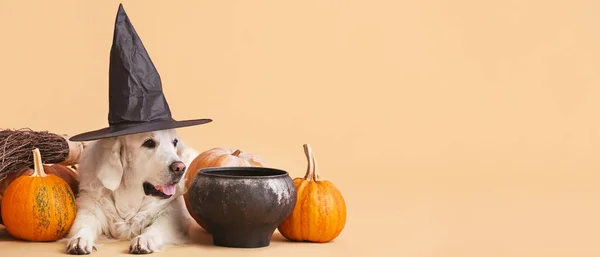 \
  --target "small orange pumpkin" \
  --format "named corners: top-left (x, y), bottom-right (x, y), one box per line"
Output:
top-left (277, 144), bottom-right (347, 243)
top-left (184, 147), bottom-right (267, 232)
top-left (1, 165), bottom-right (78, 225)
top-left (0, 148), bottom-right (77, 241)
